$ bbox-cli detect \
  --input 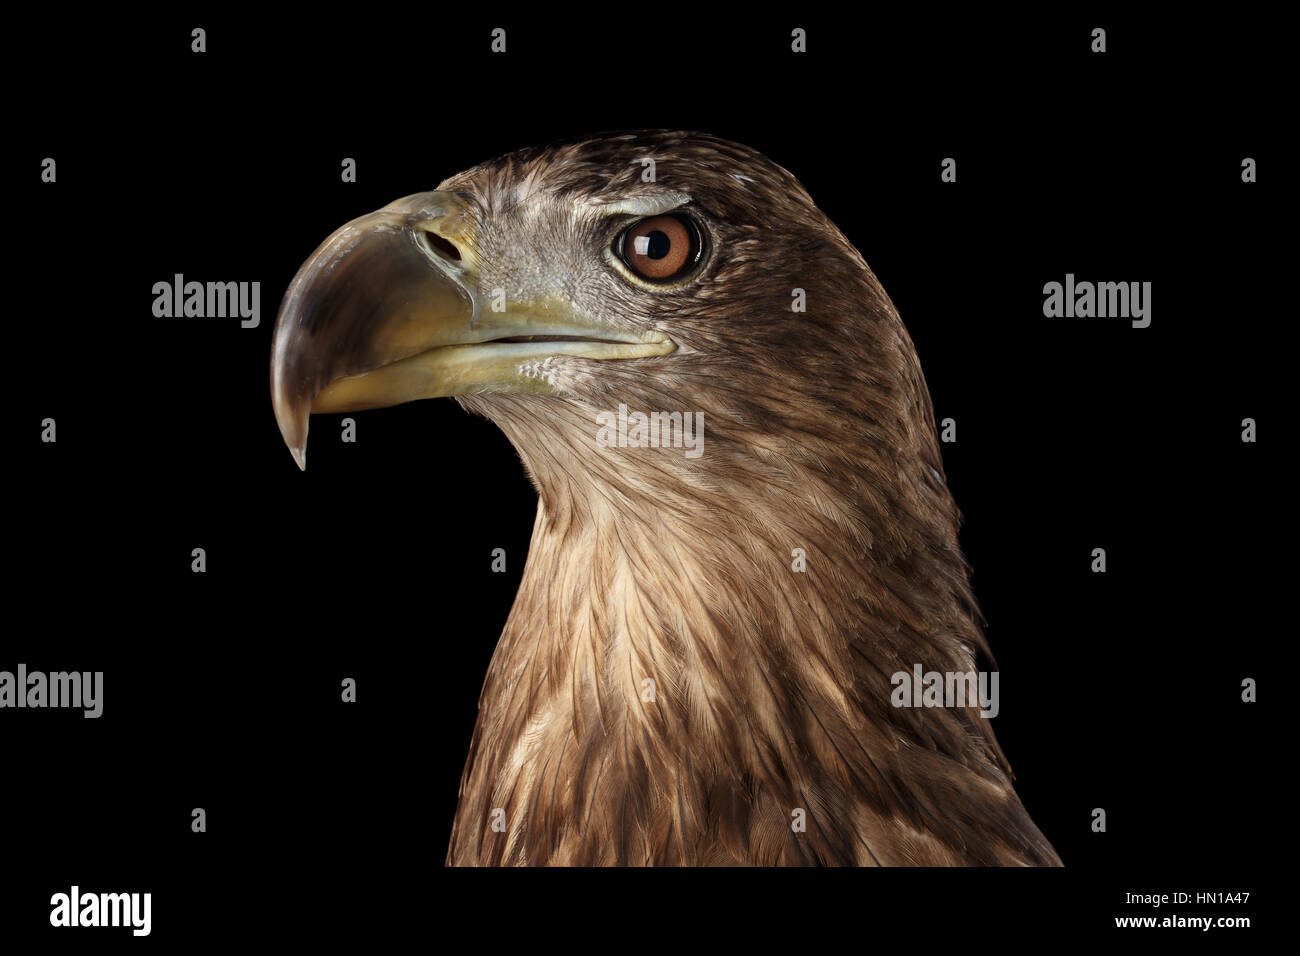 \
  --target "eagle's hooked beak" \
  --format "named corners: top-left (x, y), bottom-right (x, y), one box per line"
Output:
top-left (270, 190), bottom-right (675, 470)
